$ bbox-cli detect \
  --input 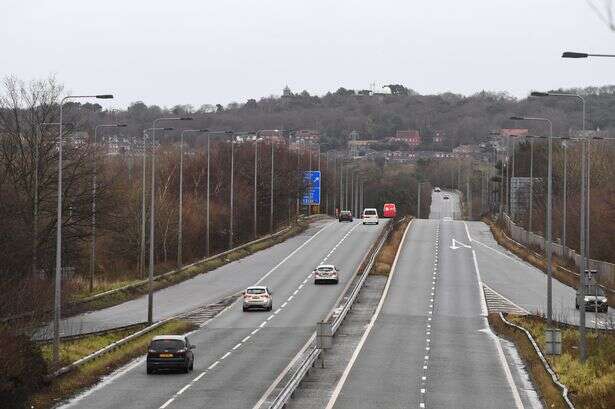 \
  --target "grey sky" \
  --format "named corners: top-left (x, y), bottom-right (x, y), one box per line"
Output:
top-left (2, 0), bottom-right (614, 108)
